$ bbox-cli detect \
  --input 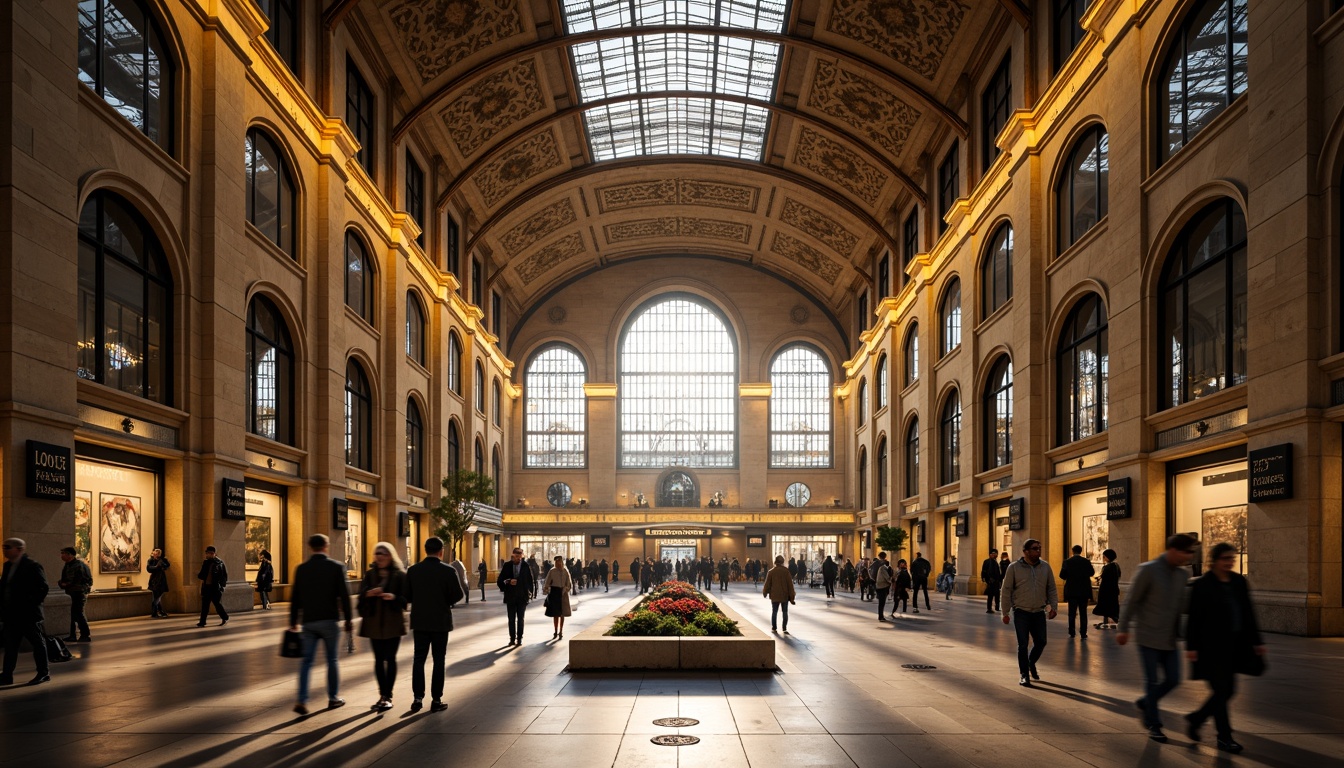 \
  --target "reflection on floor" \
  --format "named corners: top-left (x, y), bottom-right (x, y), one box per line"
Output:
top-left (2, 581), bottom-right (1343, 767)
